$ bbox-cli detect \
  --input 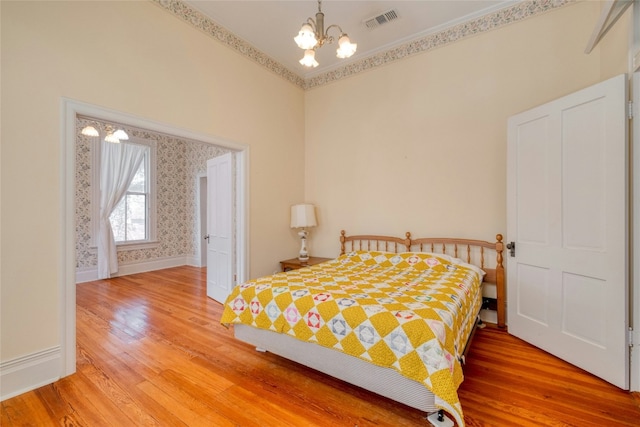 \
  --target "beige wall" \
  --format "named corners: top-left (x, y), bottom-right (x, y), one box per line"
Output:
top-left (597, 1), bottom-right (632, 79)
top-left (1, 1), bottom-right (304, 361)
top-left (304, 1), bottom-right (626, 257)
